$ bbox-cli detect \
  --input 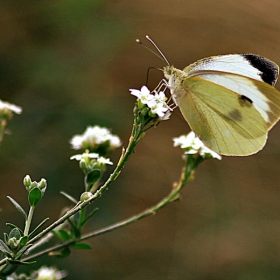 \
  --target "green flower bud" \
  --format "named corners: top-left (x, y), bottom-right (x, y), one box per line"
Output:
top-left (23, 175), bottom-right (32, 188)
top-left (80, 192), bottom-right (93, 201)
top-left (8, 237), bottom-right (19, 250)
